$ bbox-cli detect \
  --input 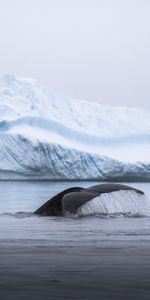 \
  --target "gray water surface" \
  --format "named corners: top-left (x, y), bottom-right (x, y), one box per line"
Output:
top-left (0, 181), bottom-right (150, 300)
